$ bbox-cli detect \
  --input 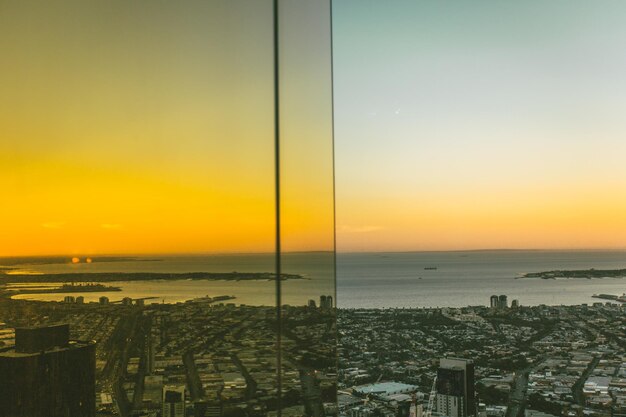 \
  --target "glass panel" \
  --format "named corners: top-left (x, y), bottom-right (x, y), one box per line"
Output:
top-left (278, 1), bottom-right (337, 416)
top-left (0, 2), bottom-right (278, 417)
top-left (334, 2), bottom-right (626, 417)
